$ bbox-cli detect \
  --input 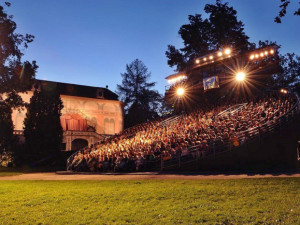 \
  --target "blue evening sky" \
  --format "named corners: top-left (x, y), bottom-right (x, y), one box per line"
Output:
top-left (7, 0), bottom-right (300, 94)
